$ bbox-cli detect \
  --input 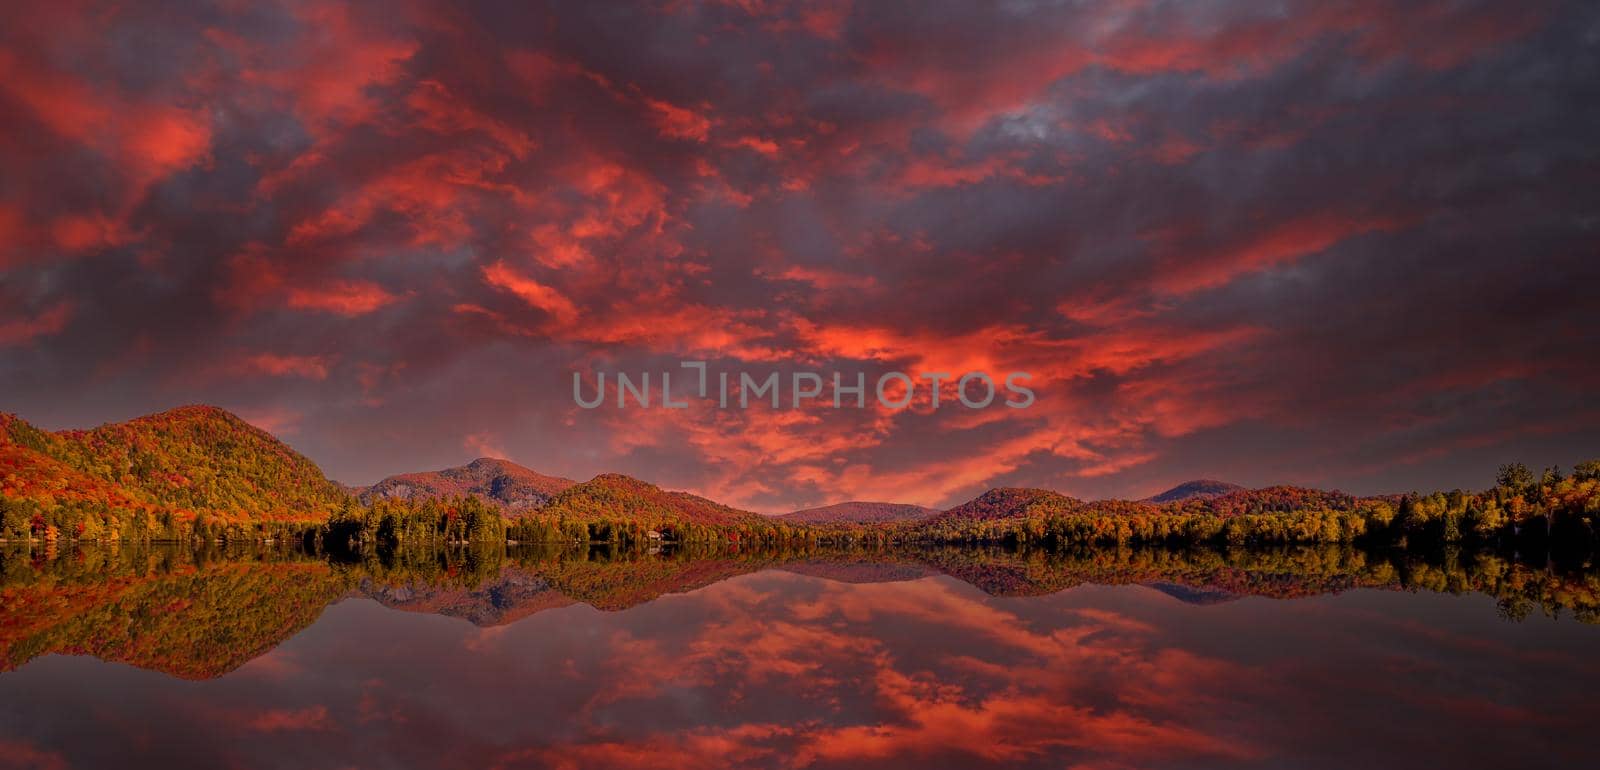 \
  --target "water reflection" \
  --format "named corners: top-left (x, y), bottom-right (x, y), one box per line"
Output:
top-left (1, 544), bottom-right (1597, 768)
